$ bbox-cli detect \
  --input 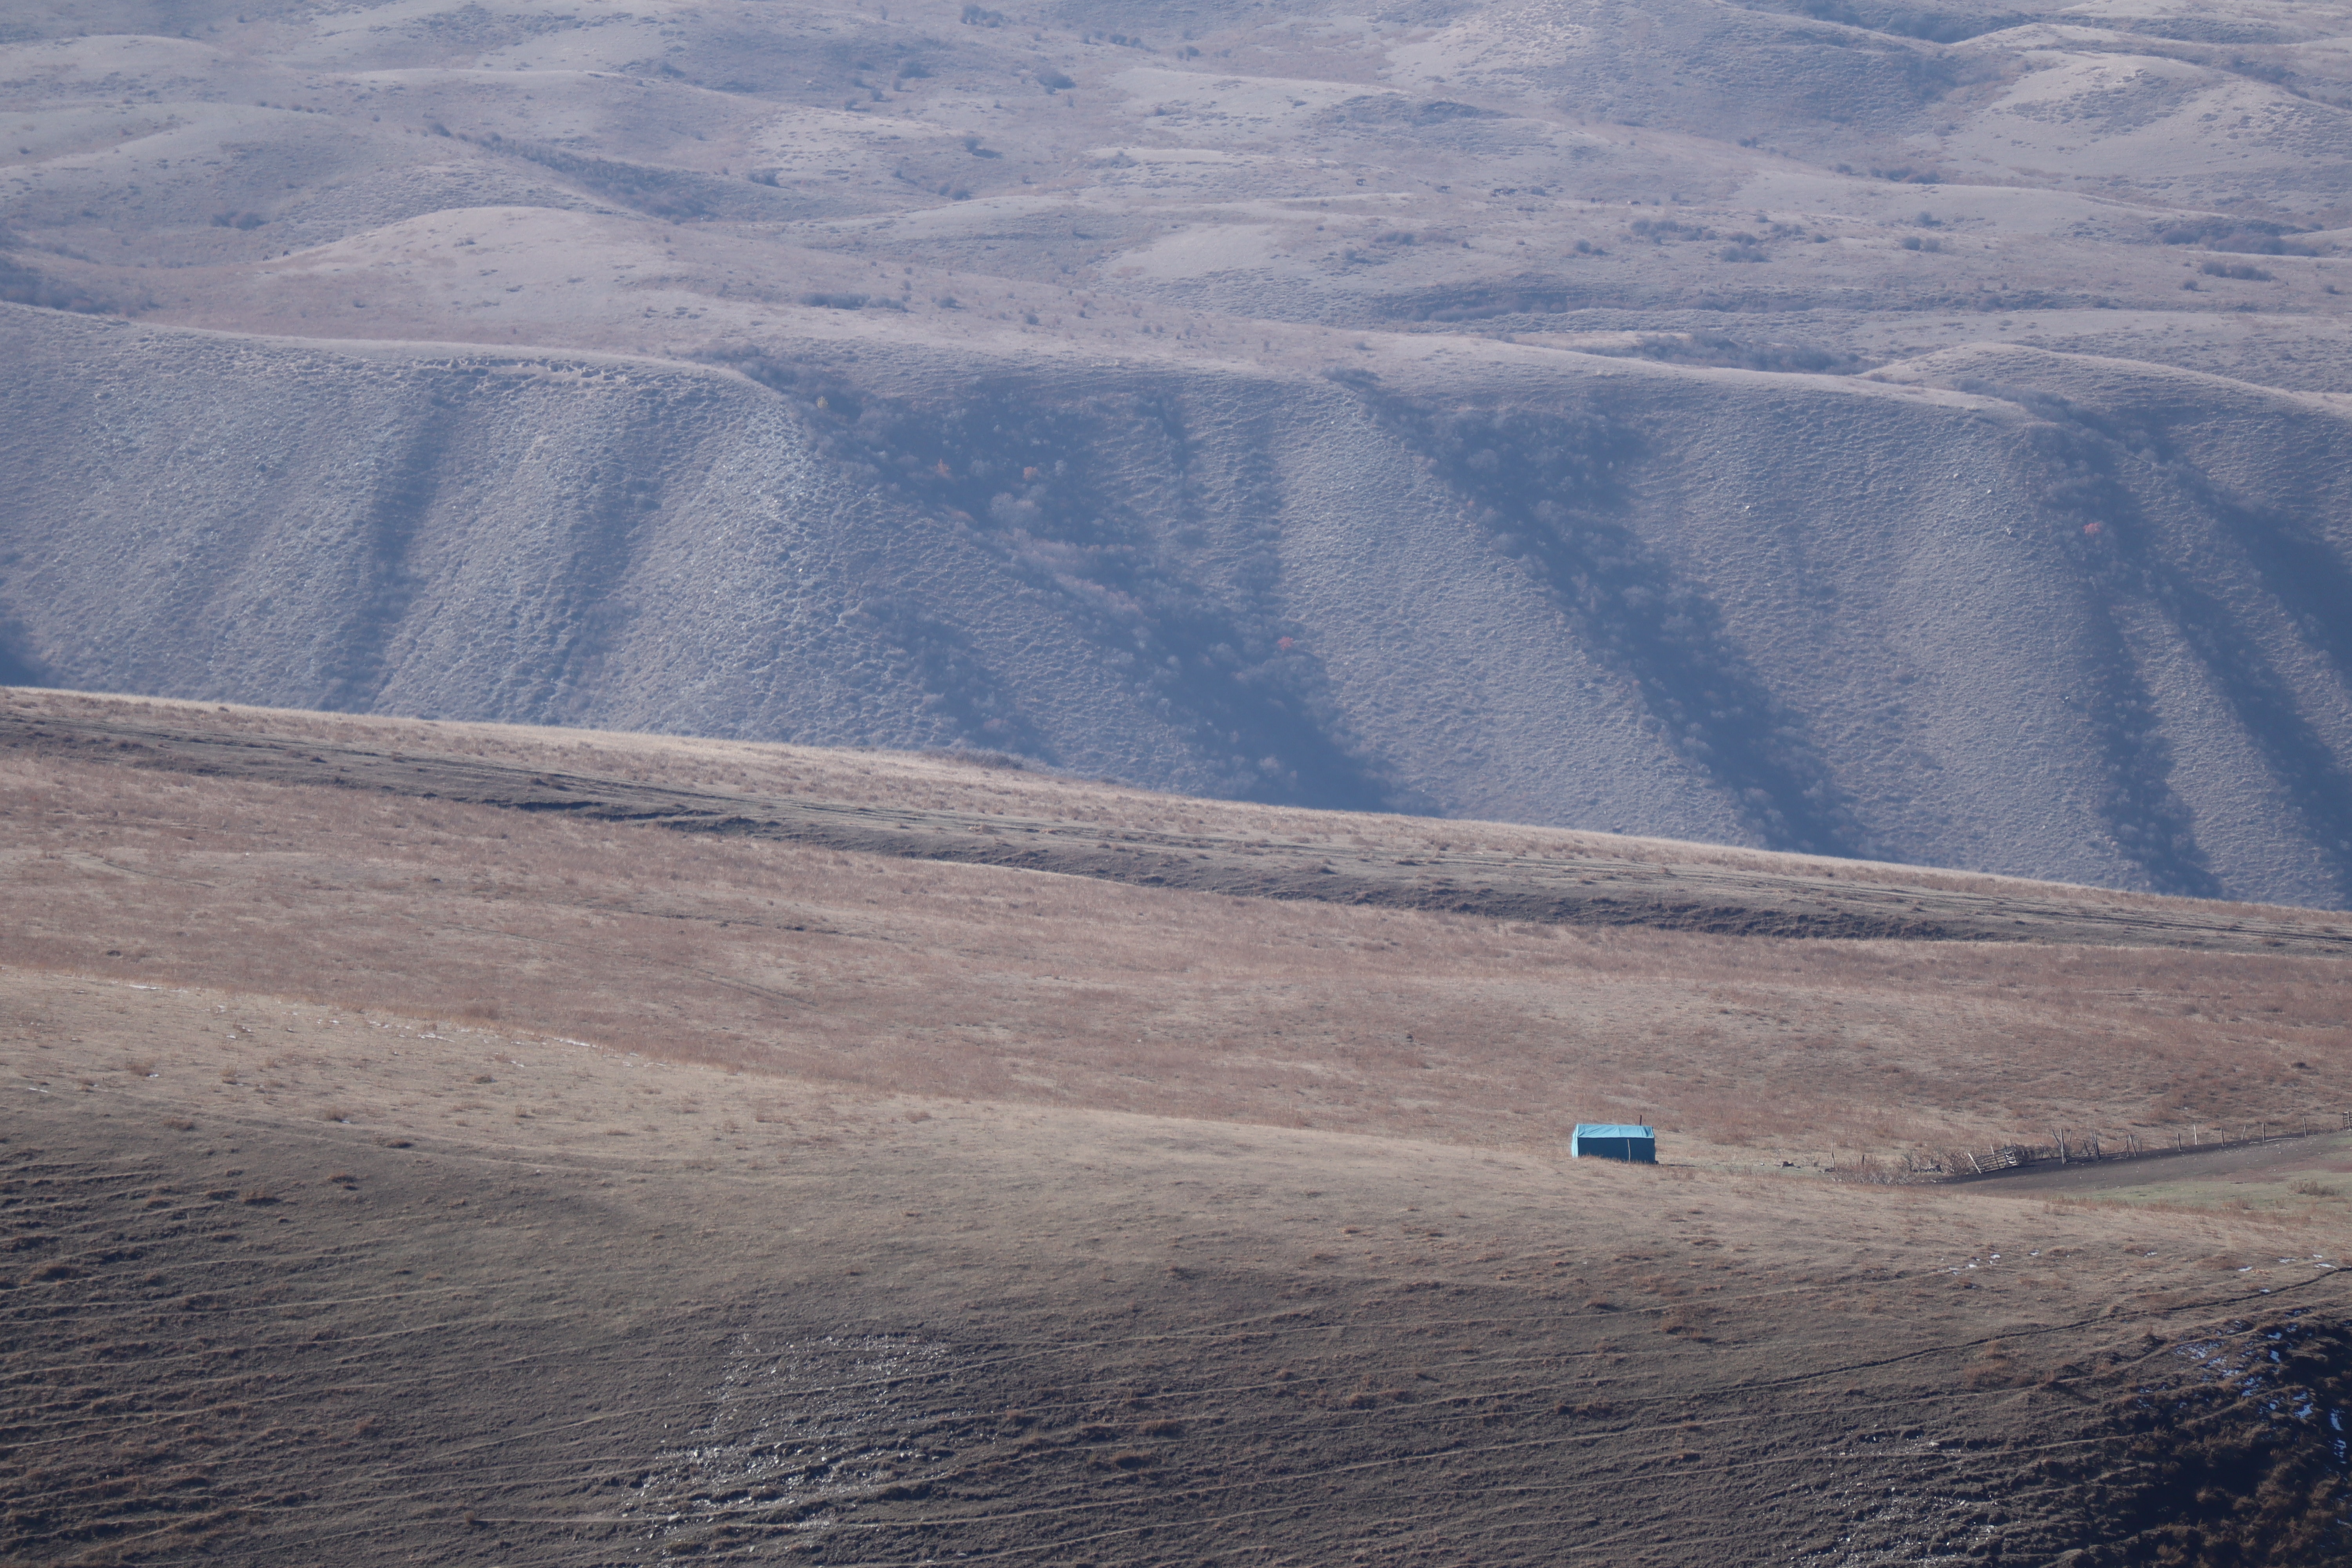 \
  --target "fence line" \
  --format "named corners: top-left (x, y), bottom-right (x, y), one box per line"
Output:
top-left (1854, 1112), bottom-right (2352, 1185)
